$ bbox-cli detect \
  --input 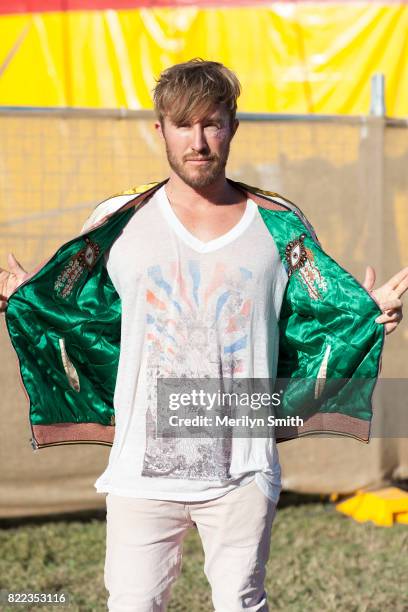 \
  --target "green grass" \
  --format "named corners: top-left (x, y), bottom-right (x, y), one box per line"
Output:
top-left (0, 495), bottom-right (407, 612)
